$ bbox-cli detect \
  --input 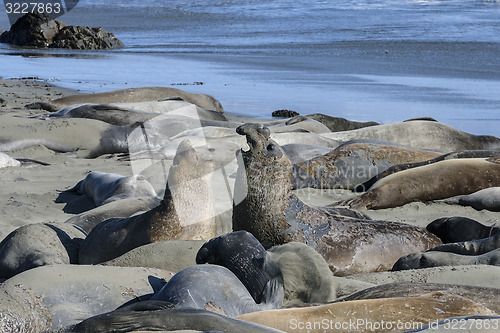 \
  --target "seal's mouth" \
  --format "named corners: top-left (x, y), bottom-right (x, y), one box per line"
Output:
top-left (236, 123), bottom-right (283, 158)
